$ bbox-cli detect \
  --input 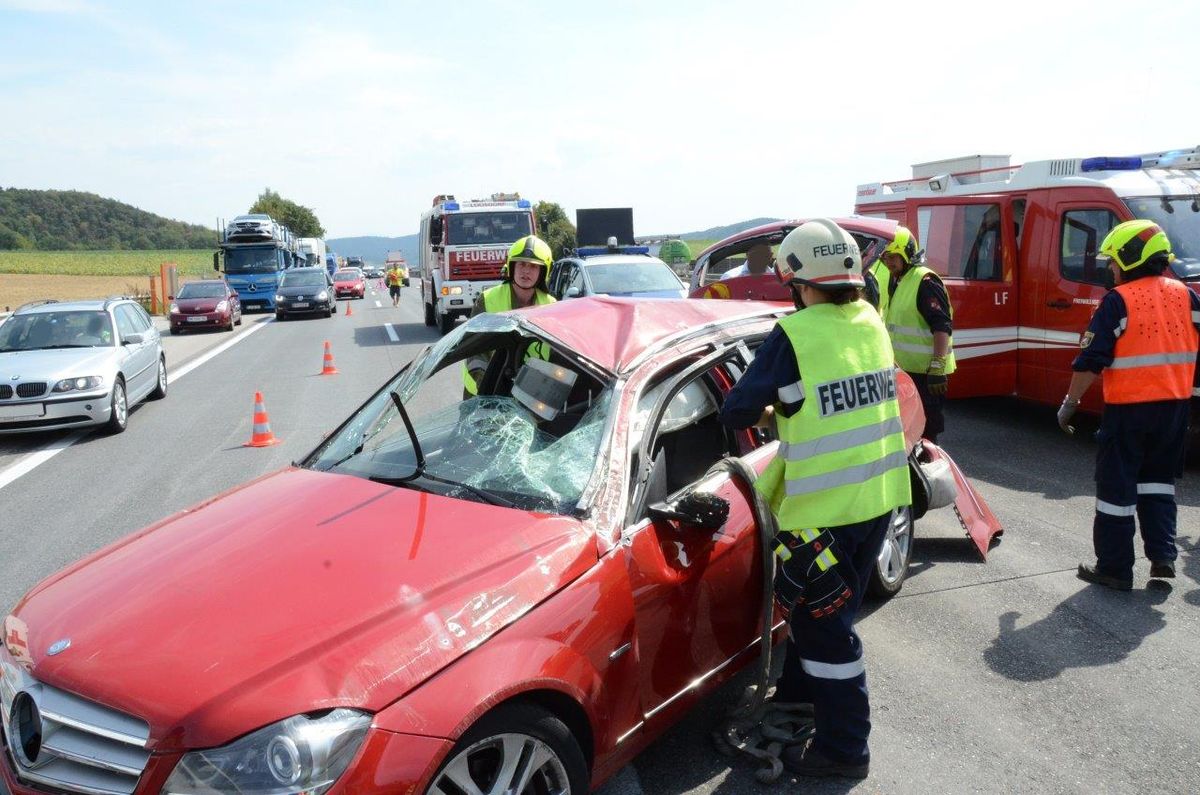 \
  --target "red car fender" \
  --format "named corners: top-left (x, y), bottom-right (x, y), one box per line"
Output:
top-left (919, 441), bottom-right (1004, 559)
top-left (373, 552), bottom-right (642, 768)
